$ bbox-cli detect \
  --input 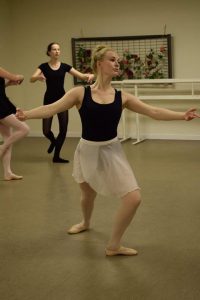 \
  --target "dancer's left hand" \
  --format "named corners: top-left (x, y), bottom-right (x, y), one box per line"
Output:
top-left (184, 108), bottom-right (200, 121)
top-left (86, 73), bottom-right (95, 84)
